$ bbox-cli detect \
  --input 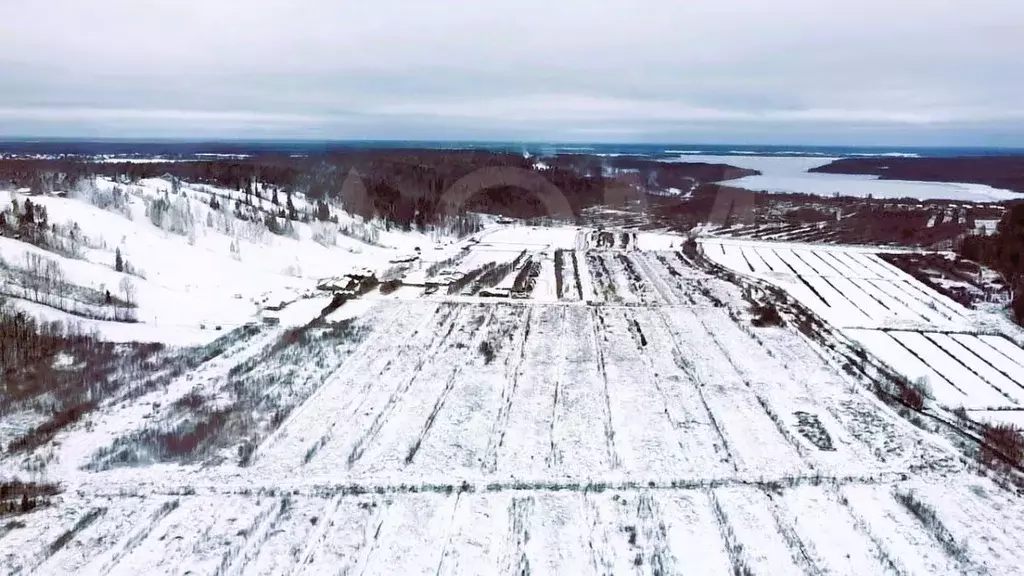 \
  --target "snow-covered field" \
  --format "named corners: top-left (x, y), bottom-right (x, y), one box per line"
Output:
top-left (4, 190), bottom-right (1024, 574)
top-left (704, 237), bottom-right (1024, 413)
top-left (8, 475), bottom-right (1024, 576)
